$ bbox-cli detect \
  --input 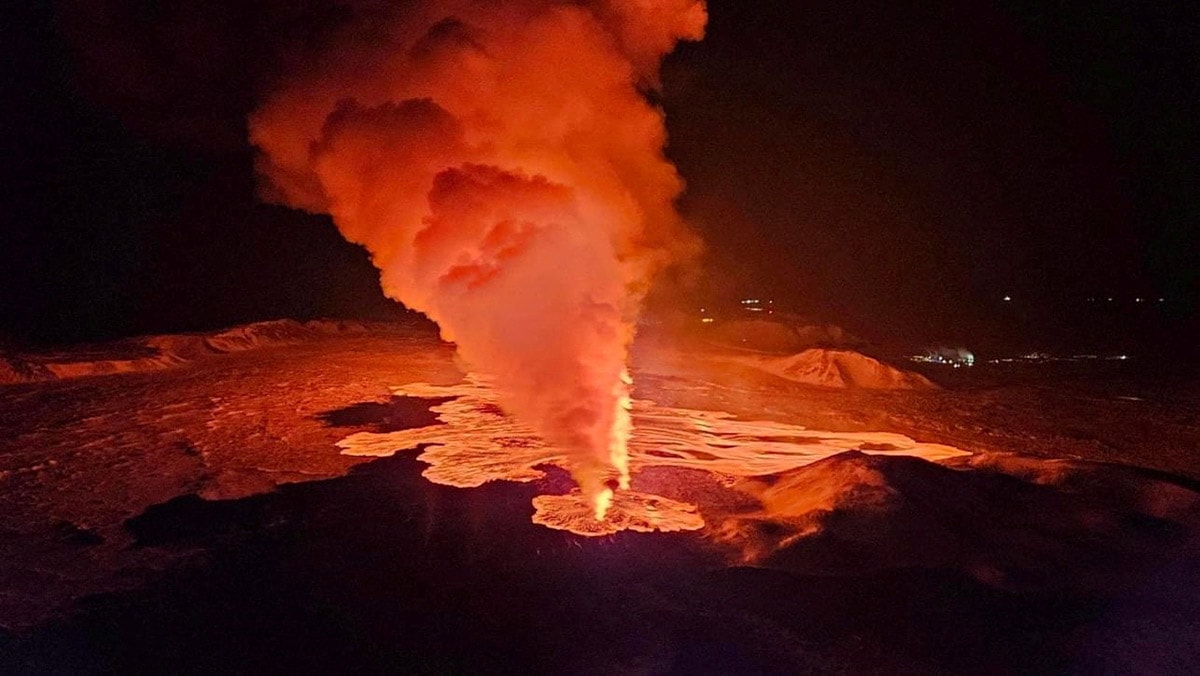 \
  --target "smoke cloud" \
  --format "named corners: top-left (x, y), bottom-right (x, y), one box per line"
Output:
top-left (250, 0), bottom-right (706, 516)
